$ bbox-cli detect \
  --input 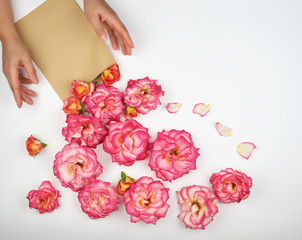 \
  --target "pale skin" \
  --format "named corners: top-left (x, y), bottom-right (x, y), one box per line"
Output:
top-left (0, 0), bottom-right (134, 108)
